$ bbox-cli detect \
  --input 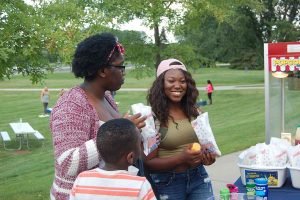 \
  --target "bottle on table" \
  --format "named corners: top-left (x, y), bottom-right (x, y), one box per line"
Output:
top-left (246, 179), bottom-right (256, 196)
top-left (220, 188), bottom-right (230, 200)
top-left (255, 178), bottom-right (268, 200)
